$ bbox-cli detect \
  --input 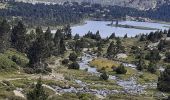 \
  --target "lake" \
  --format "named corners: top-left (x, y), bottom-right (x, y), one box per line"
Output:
top-left (70, 20), bottom-right (170, 38)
